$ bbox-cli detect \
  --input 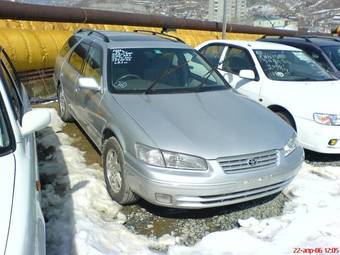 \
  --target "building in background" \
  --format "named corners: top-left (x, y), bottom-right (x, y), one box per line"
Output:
top-left (208, 0), bottom-right (247, 23)
top-left (253, 16), bottom-right (298, 31)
